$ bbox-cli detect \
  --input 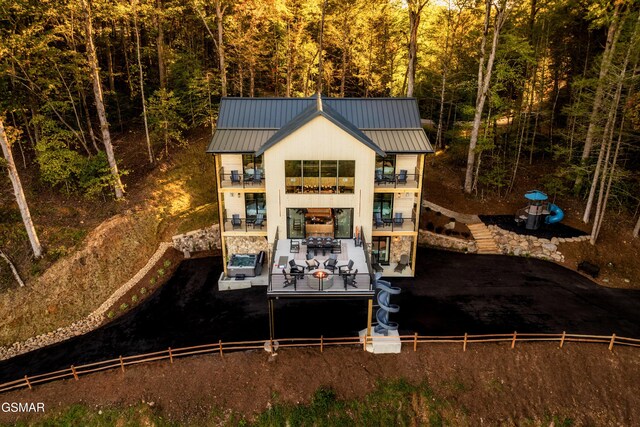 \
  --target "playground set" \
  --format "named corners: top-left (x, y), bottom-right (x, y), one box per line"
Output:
top-left (515, 190), bottom-right (564, 230)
